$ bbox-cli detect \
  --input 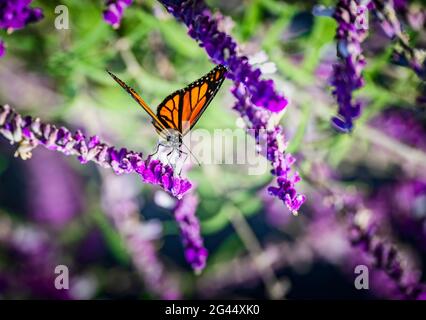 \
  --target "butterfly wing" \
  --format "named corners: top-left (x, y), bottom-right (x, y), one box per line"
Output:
top-left (106, 70), bottom-right (167, 134)
top-left (156, 64), bottom-right (227, 136)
